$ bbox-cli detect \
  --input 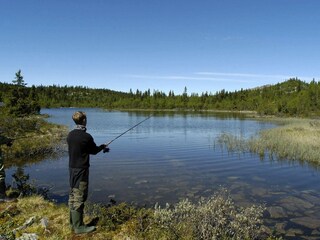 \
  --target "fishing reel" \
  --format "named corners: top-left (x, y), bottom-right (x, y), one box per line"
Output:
top-left (103, 147), bottom-right (110, 153)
